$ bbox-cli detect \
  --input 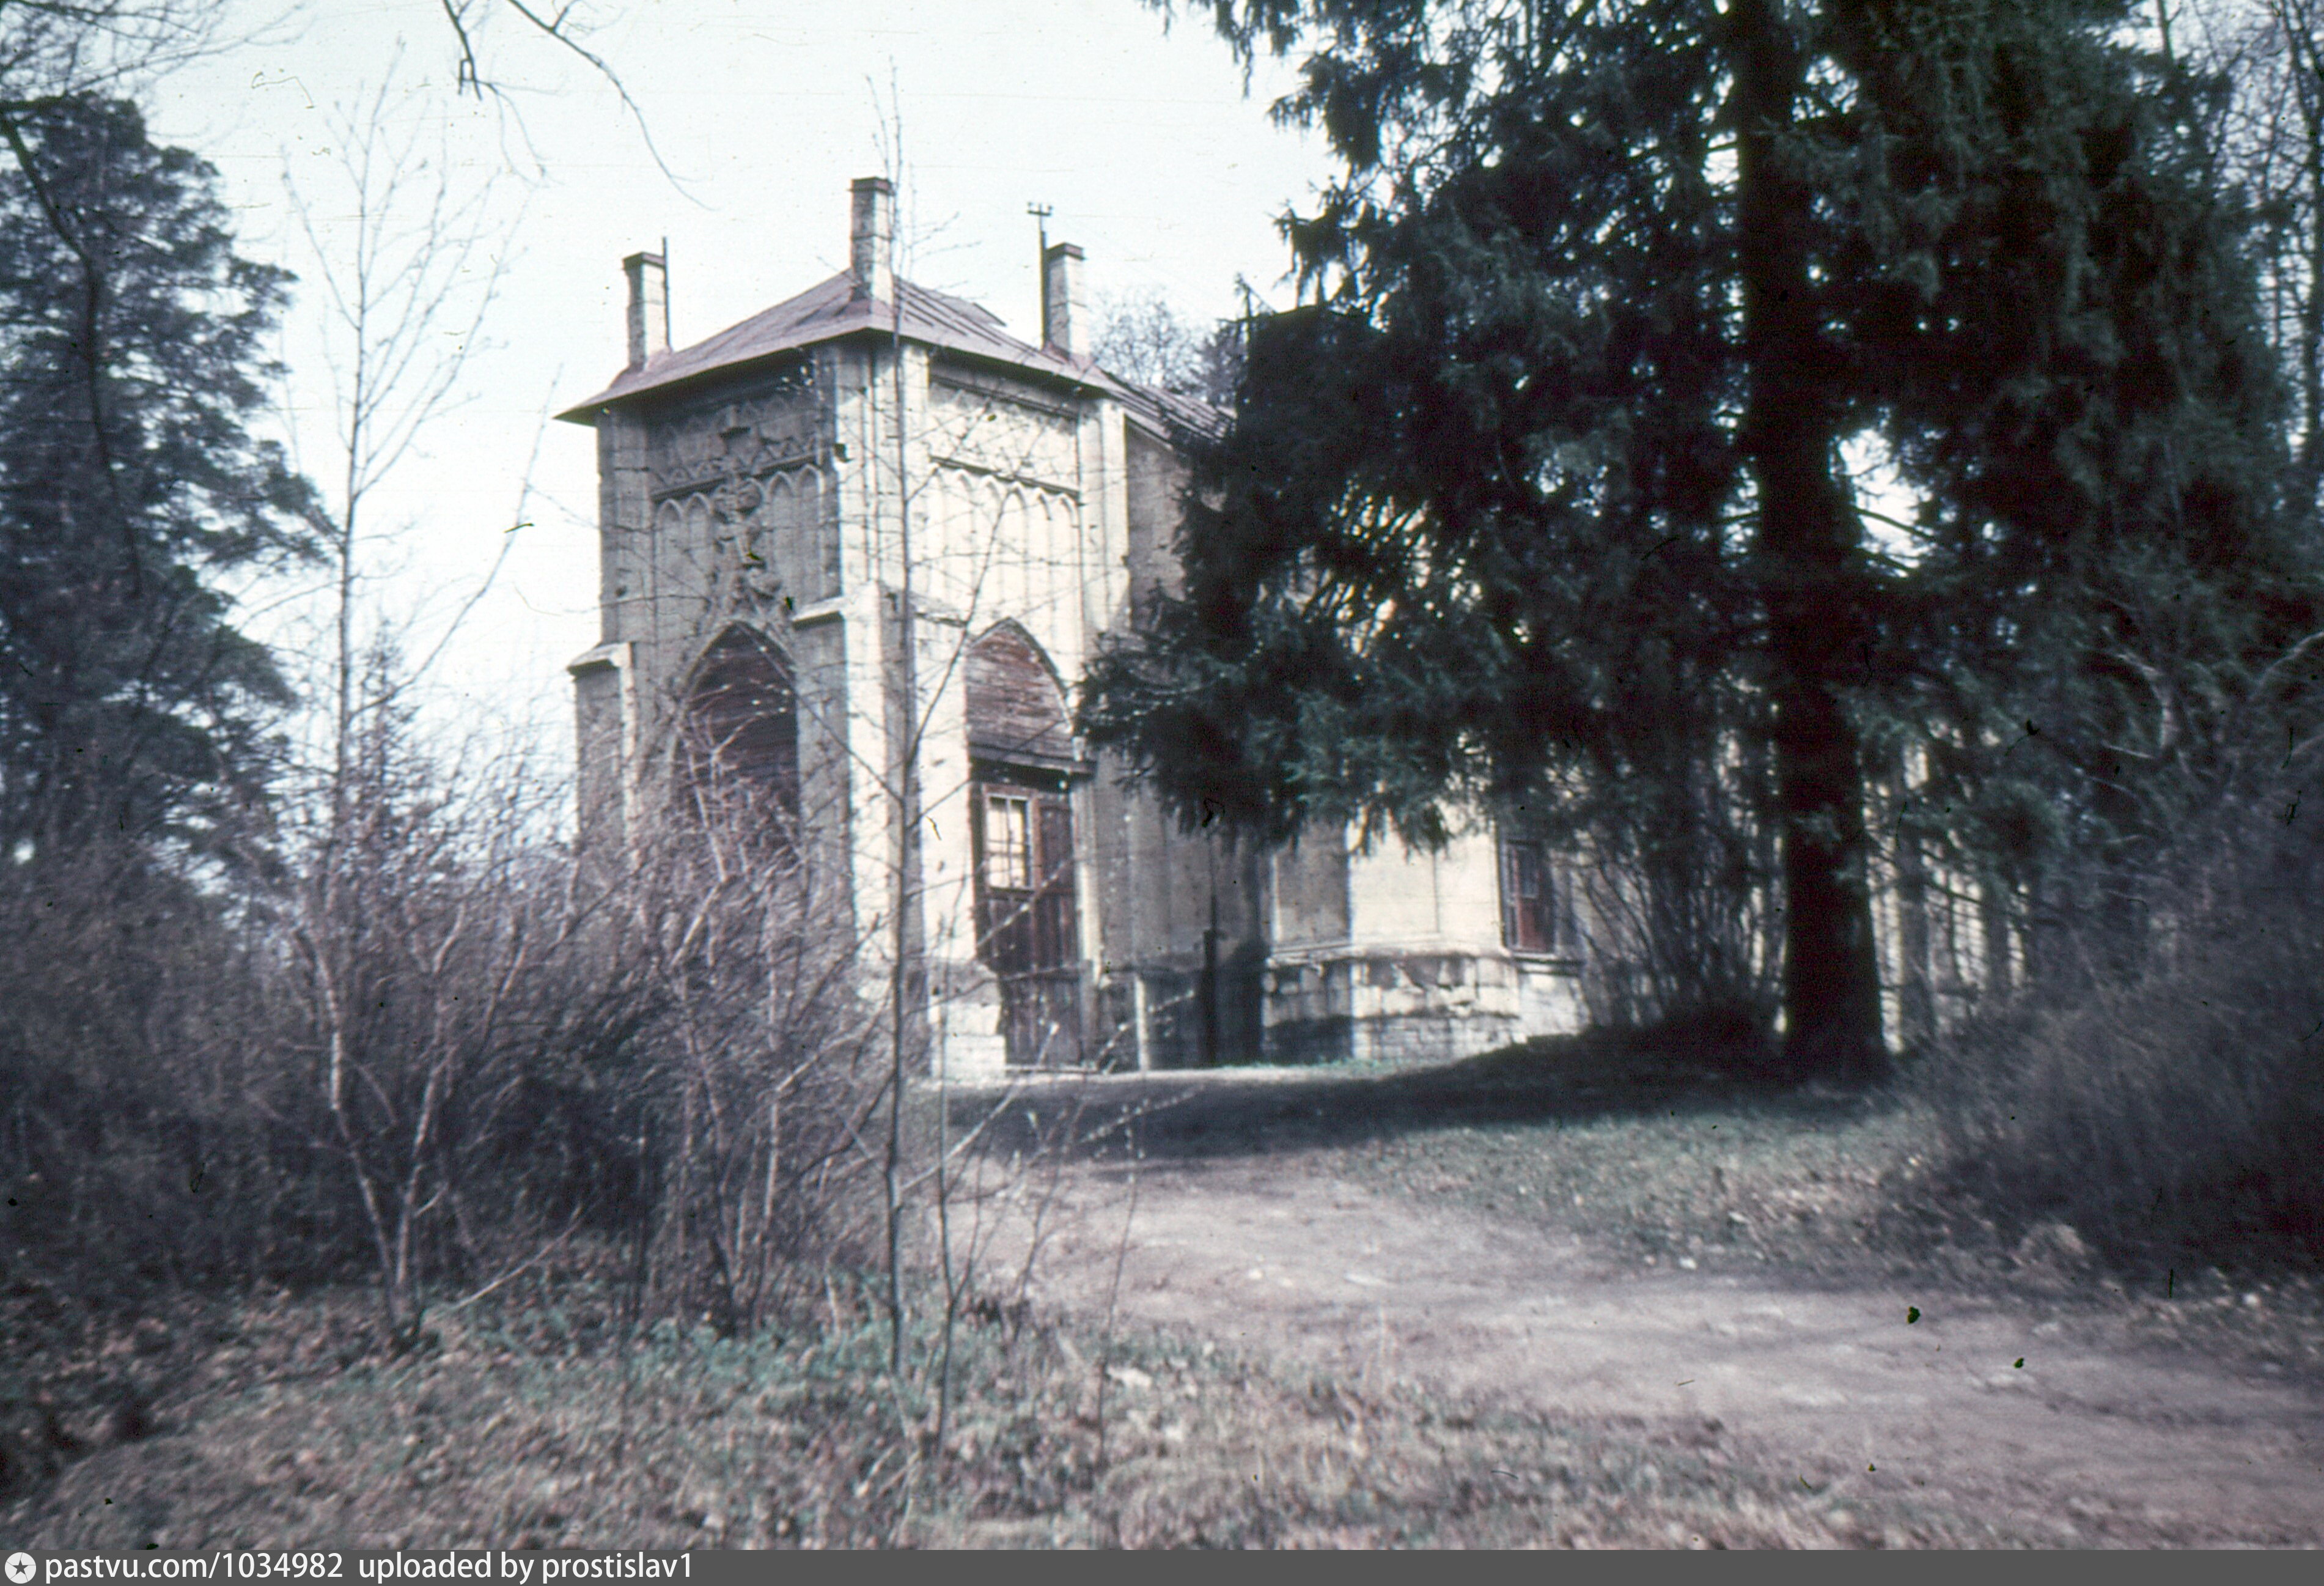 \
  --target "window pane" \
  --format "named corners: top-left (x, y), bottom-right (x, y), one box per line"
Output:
top-left (1501, 837), bottom-right (1556, 953)
top-left (984, 793), bottom-right (1031, 890)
